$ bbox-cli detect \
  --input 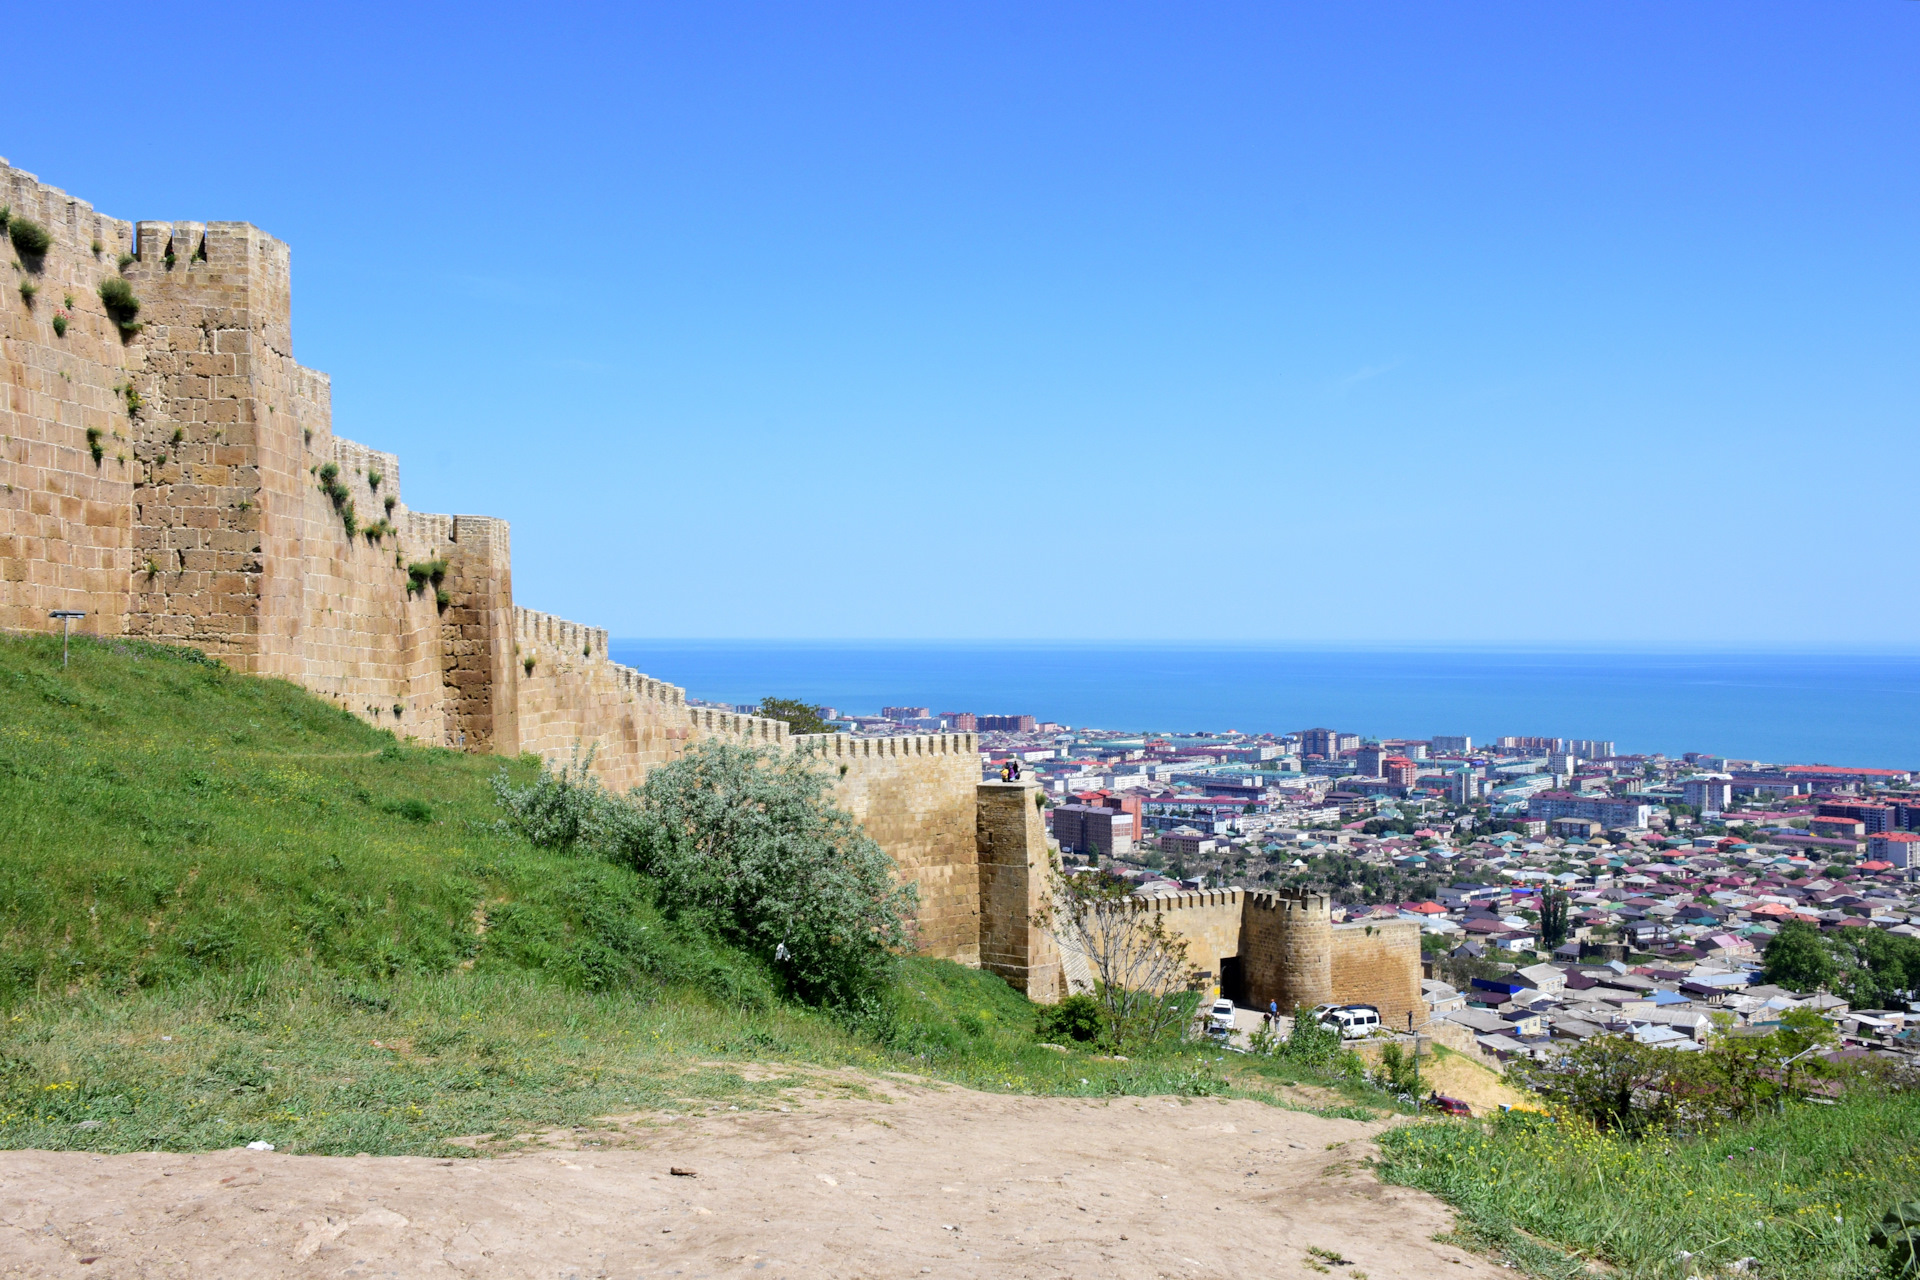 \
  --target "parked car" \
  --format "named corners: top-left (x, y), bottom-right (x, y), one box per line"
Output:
top-left (1208, 999), bottom-right (1236, 1034)
top-left (1320, 1005), bottom-right (1382, 1039)
top-left (1428, 1092), bottom-right (1472, 1118)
